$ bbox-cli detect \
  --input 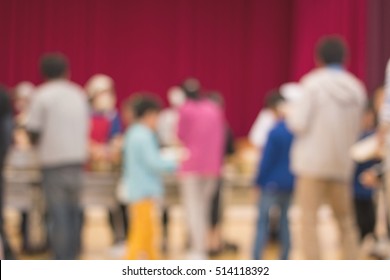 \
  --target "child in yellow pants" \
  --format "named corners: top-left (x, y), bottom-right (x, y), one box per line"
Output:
top-left (126, 199), bottom-right (160, 260)
top-left (122, 96), bottom-right (178, 260)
